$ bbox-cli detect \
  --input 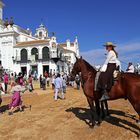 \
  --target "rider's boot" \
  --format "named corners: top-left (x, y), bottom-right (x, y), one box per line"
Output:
top-left (99, 90), bottom-right (110, 101)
